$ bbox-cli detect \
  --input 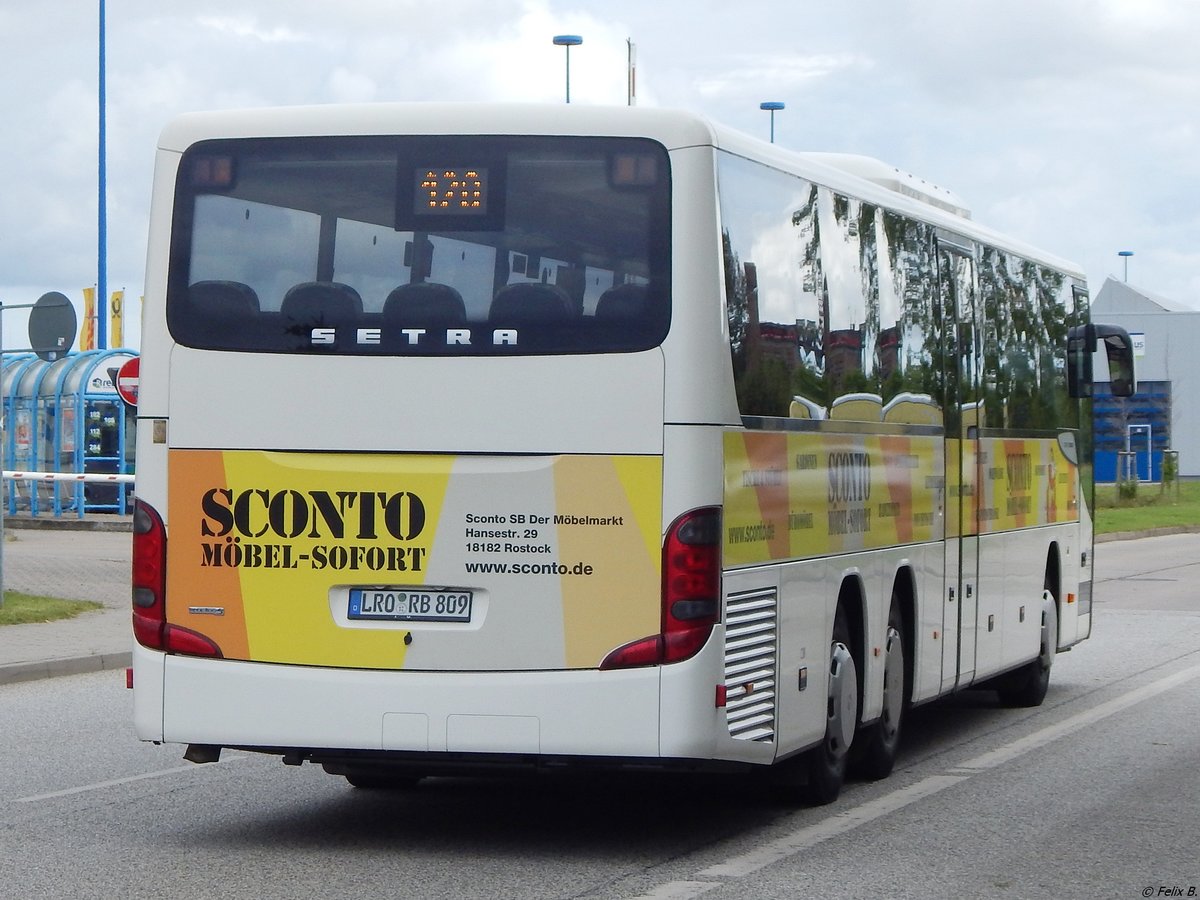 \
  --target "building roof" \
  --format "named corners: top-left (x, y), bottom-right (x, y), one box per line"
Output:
top-left (1092, 276), bottom-right (1193, 314)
